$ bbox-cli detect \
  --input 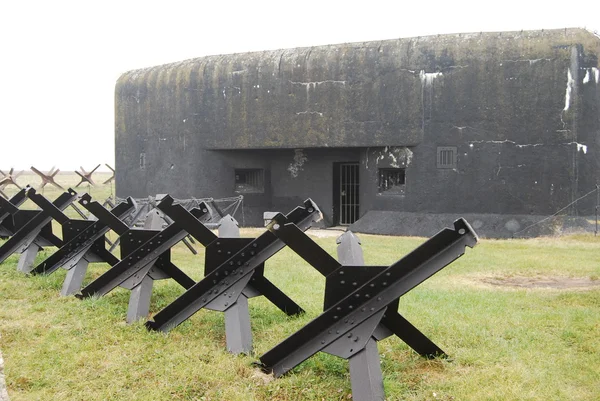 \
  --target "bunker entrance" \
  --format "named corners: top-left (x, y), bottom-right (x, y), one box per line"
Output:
top-left (333, 162), bottom-right (360, 225)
